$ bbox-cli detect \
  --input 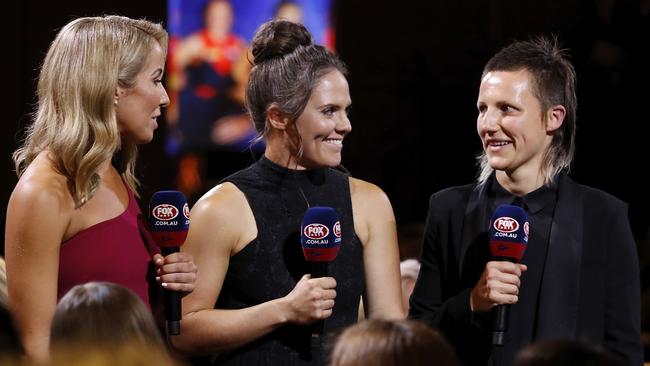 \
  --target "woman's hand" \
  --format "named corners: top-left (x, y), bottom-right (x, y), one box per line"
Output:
top-left (282, 274), bottom-right (337, 325)
top-left (153, 252), bottom-right (198, 295)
